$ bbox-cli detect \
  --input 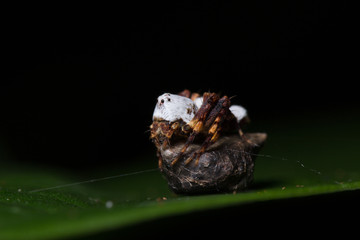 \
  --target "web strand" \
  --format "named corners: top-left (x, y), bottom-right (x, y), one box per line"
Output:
top-left (28, 150), bottom-right (329, 193)
top-left (28, 168), bottom-right (159, 193)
